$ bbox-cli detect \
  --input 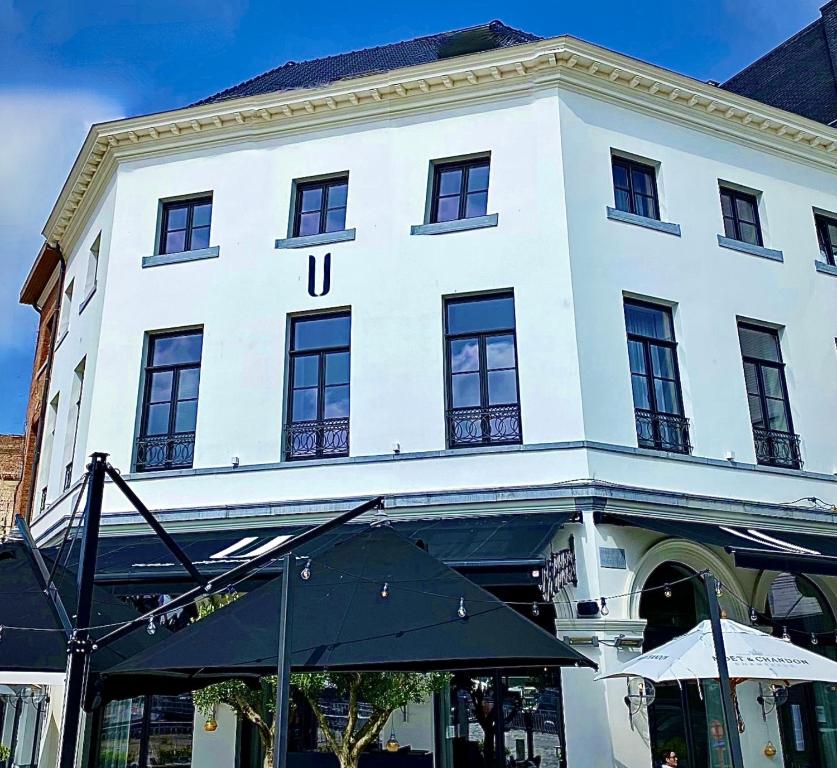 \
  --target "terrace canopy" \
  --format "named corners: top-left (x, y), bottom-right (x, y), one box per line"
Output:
top-left (97, 524), bottom-right (594, 702)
